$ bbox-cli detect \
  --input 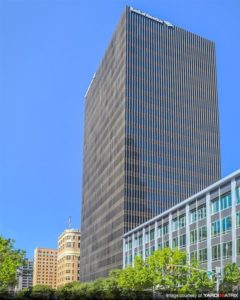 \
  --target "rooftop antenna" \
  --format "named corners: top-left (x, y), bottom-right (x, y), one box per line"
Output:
top-left (68, 216), bottom-right (72, 229)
